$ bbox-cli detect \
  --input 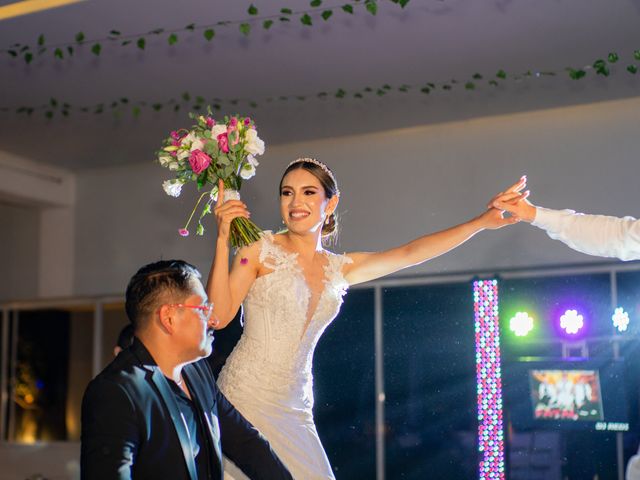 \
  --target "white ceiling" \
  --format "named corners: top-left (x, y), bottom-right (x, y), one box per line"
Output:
top-left (1, 0), bottom-right (639, 169)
